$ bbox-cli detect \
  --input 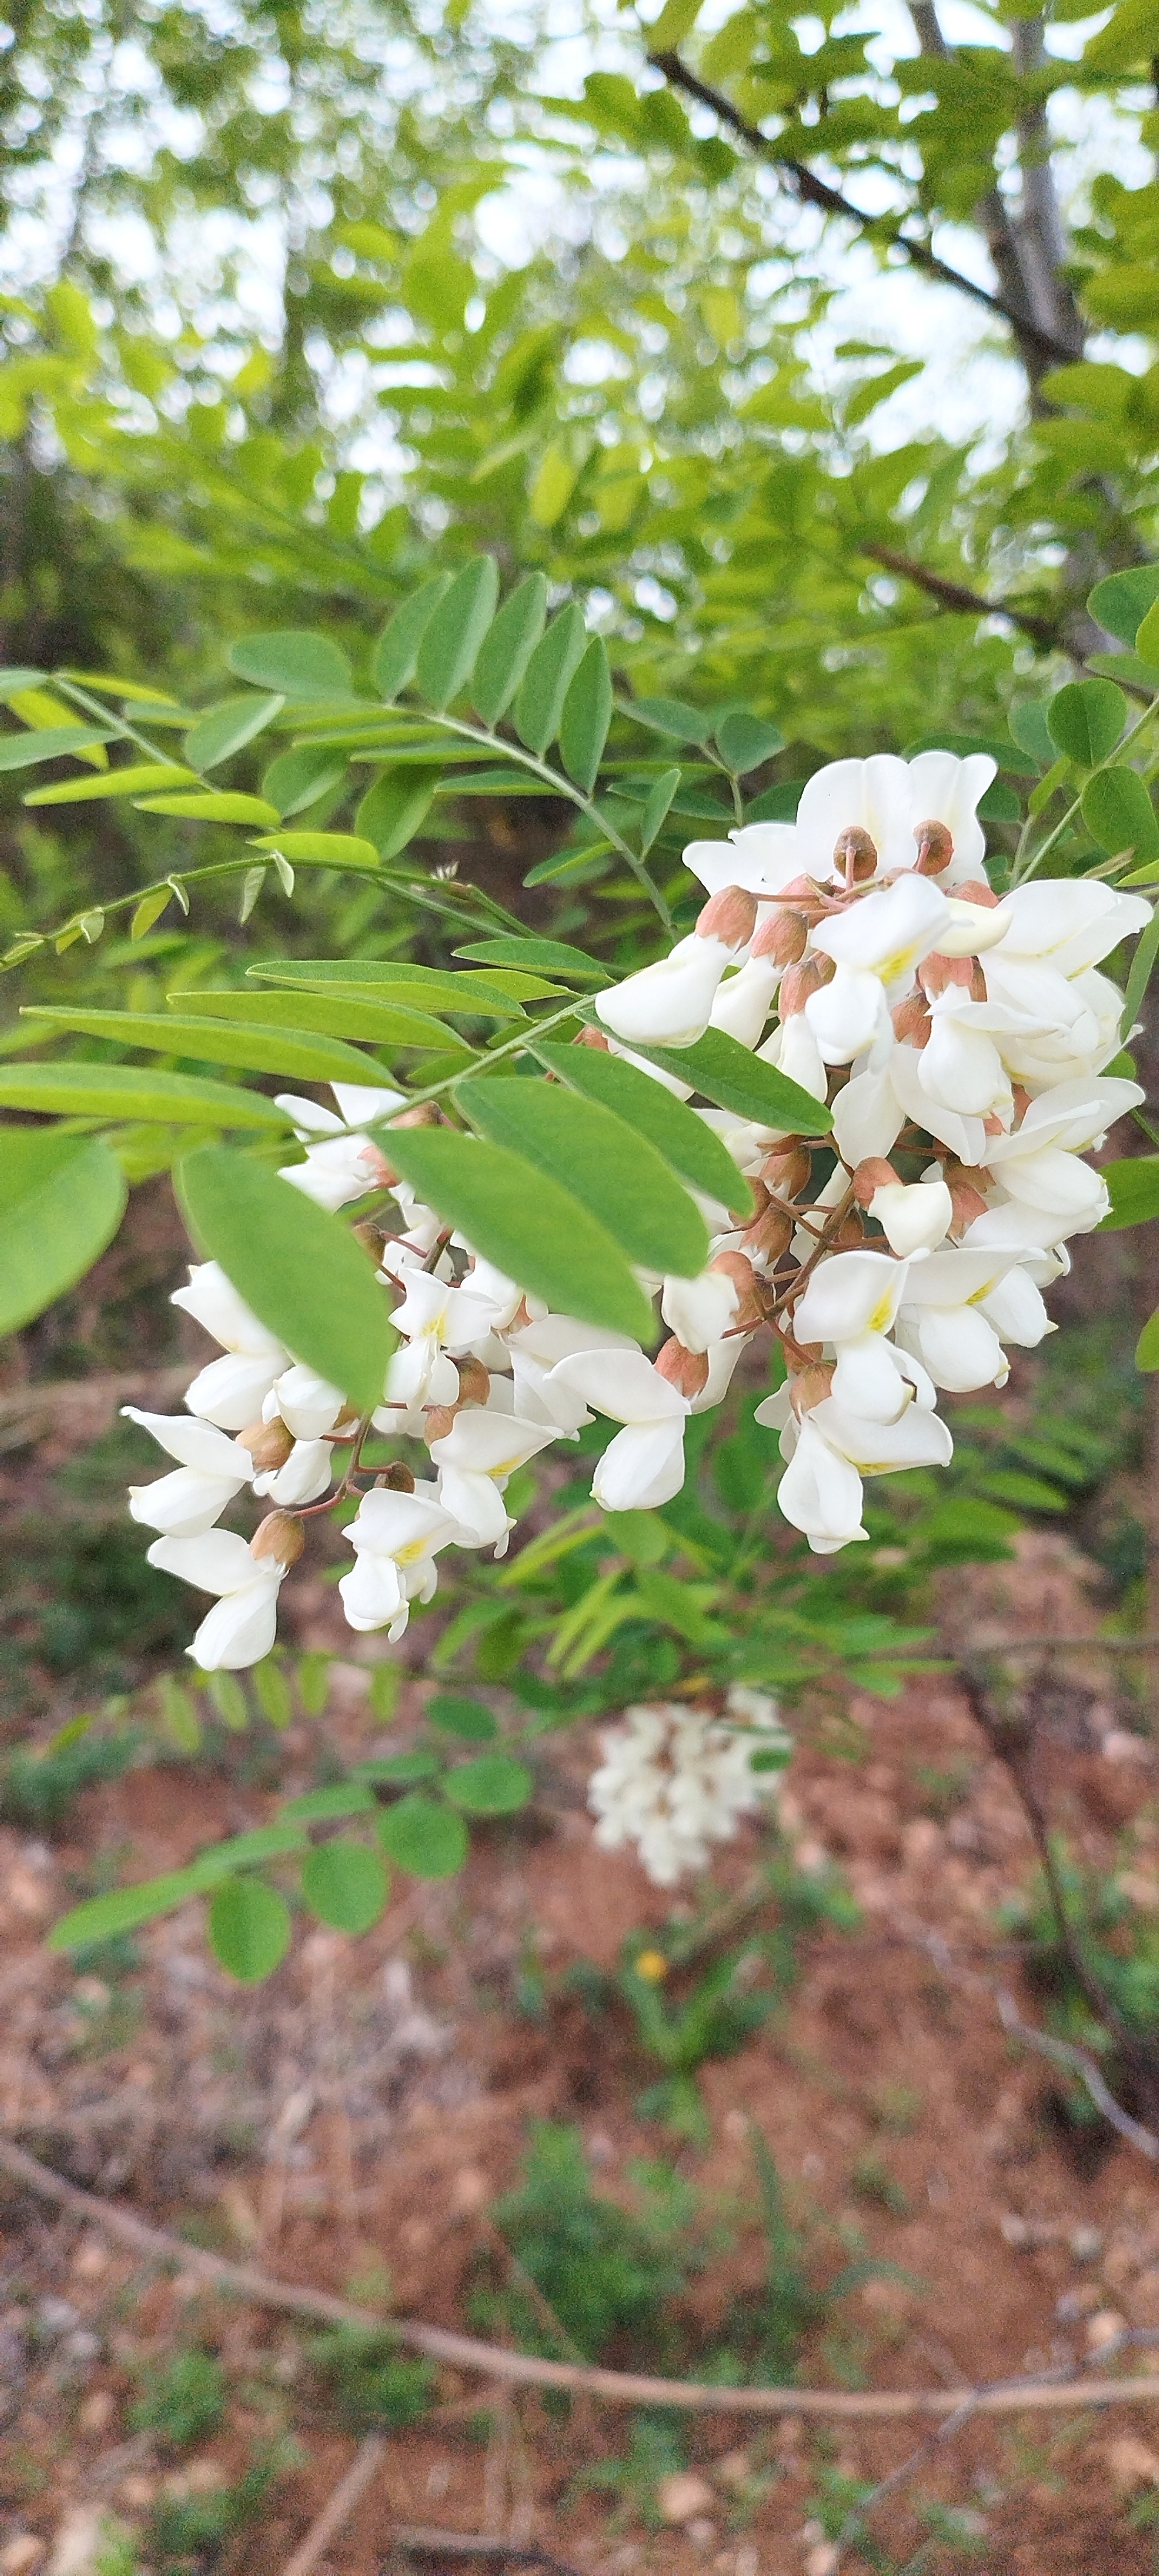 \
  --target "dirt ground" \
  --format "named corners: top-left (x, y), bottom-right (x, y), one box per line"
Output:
top-left (3, 1527), bottom-right (1159, 2576)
